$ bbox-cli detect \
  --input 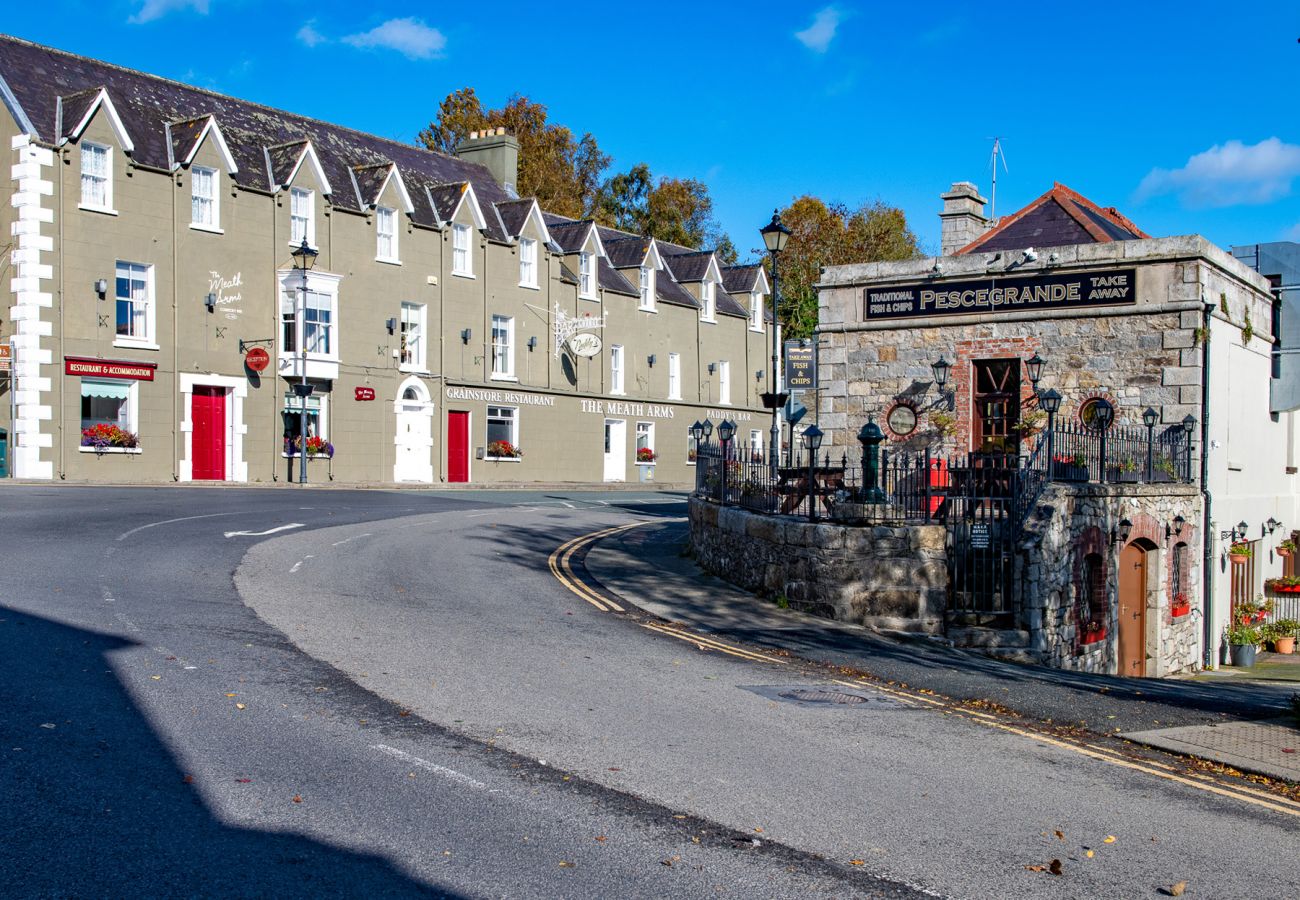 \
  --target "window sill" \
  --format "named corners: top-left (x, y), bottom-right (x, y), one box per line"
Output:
top-left (686, 460), bottom-right (696, 467)
top-left (639, 306), bottom-right (657, 314)
top-left (700, 317), bottom-right (717, 325)
top-left (485, 456), bottom-right (522, 463)
top-left (609, 391), bottom-right (626, 397)
top-left (78, 204), bottom-right (118, 216)
top-left (518, 282), bottom-right (540, 291)
top-left (635, 461), bottom-right (657, 467)
top-left (580, 294), bottom-right (599, 302)
top-left (190, 223), bottom-right (224, 234)
top-left (281, 453), bottom-right (332, 460)
top-left (490, 374), bottom-right (519, 382)
top-left (452, 271), bottom-right (475, 279)
top-left (113, 339), bottom-right (161, 351)
top-left (749, 326), bottom-right (765, 333)
top-left (80, 446), bottom-right (142, 455)
top-left (288, 241), bottom-right (319, 252)
top-left (376, 256), bottom-right (402, 266)
top-left (668, 396), bottom-right (682, 402)
top-left (398, 364), bottom-right (431, 375)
